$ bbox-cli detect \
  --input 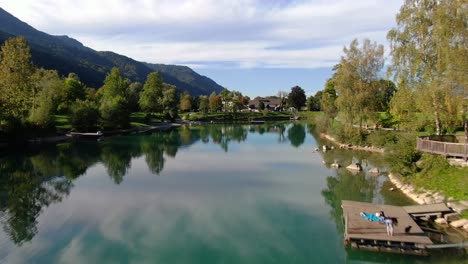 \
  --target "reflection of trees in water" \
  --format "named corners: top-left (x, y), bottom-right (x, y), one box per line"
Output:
top-left (0, 123), bottom-right (297, 245)
top-left (0, 151), bottom-right (74, 245)
top-left (287, 124), bottom-right (306, 147)
top-left (322, 170), bottom-right (375, 233)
